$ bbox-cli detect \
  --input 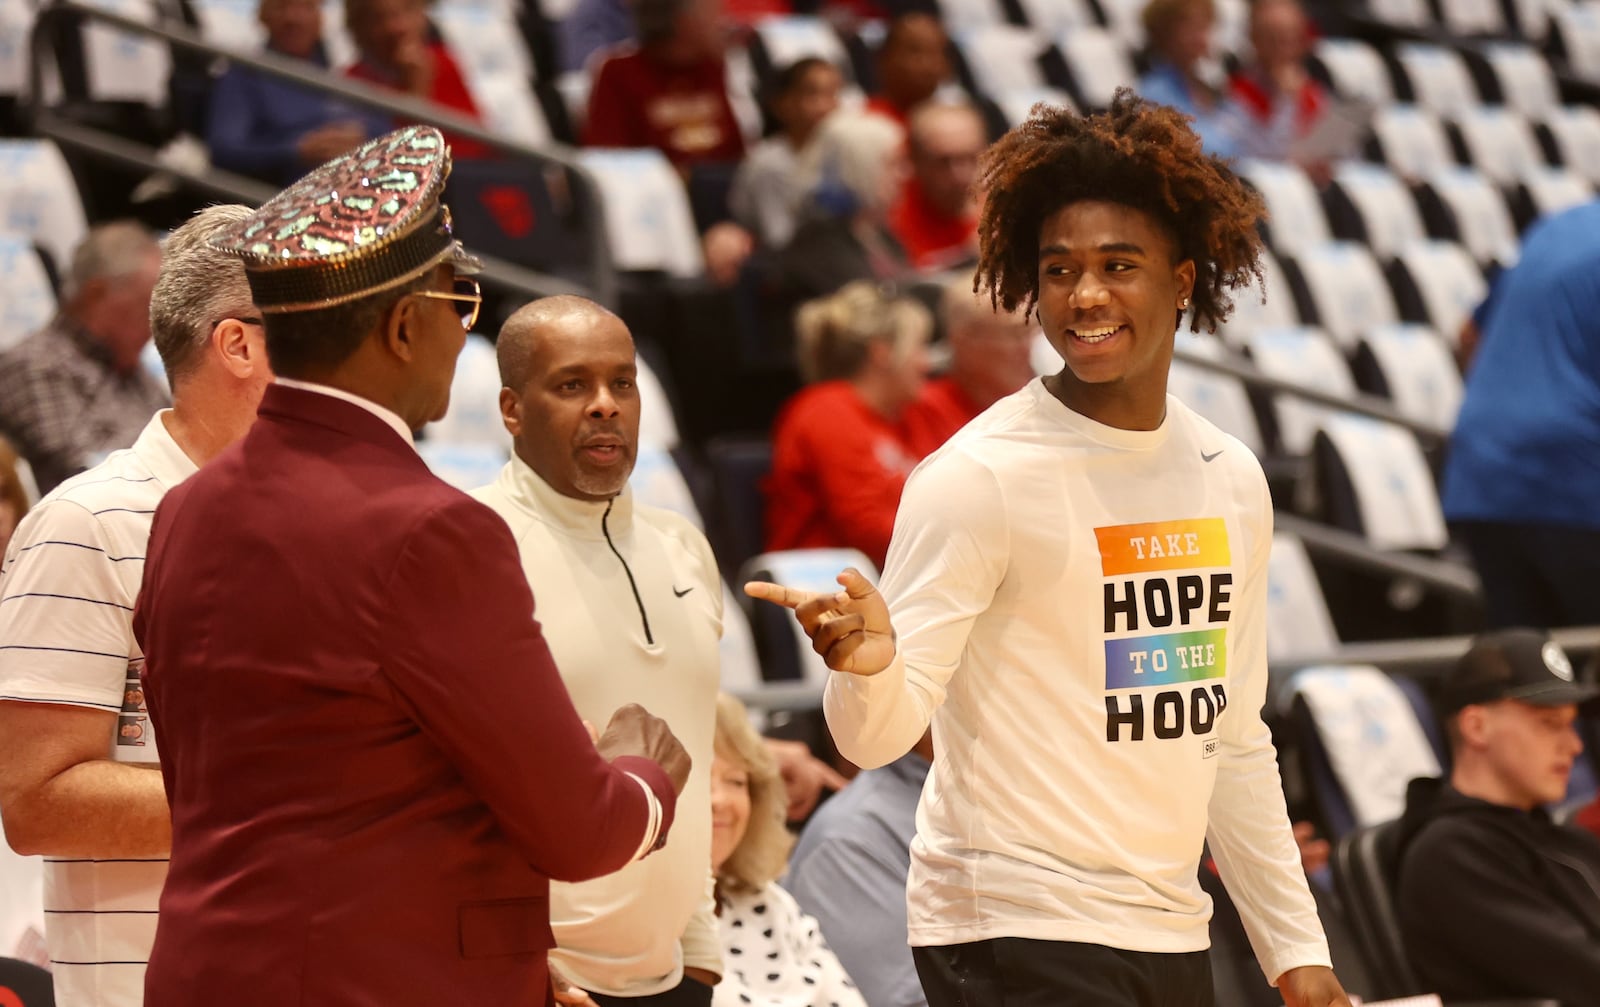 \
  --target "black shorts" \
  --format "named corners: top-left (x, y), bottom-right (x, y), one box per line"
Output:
top-left (913, 937), bottom-right (1214, 1007)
